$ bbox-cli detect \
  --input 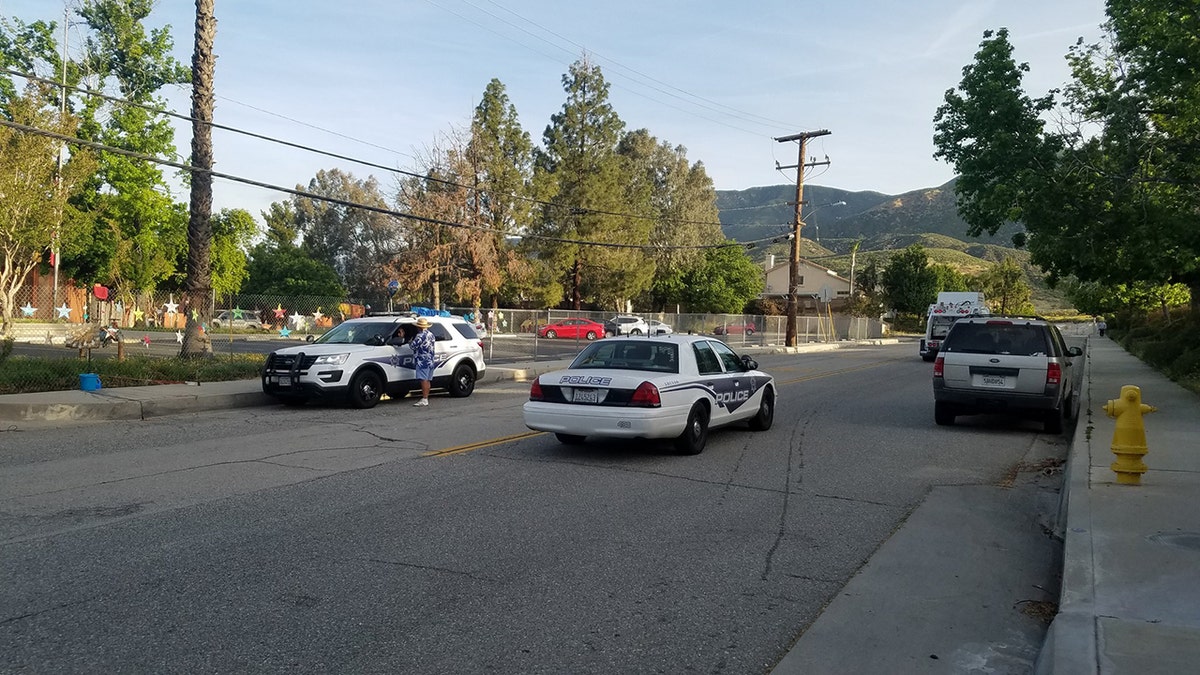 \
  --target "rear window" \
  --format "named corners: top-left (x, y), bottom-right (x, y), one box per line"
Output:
top-left (944, 322), bottom-right (1048, 356)
top-left (452, 321), bottom-right (480, 339)
top-left (571, 341), bottom-right (678, 373)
